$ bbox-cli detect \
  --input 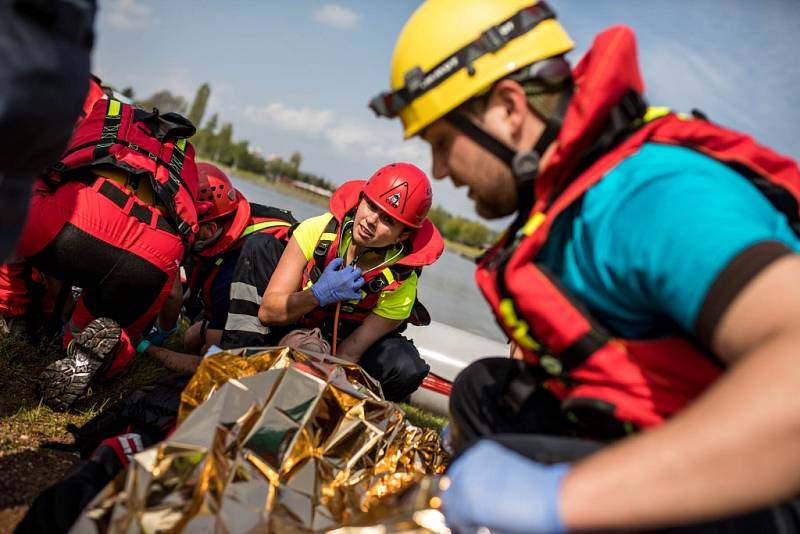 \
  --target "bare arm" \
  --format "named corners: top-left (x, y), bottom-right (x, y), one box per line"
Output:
top-left (144, 344), bottom-right (201, 373)
top-left (158, 274), bottom-right (183, 330)
top-left (258, 236), bottom-right (319, 325)
top-left (183, 321), bottom-right (223, 355)
top-left (336, 312), bottom-right (405, 362)
top-left (561, 255), bottom-right (800, 530)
